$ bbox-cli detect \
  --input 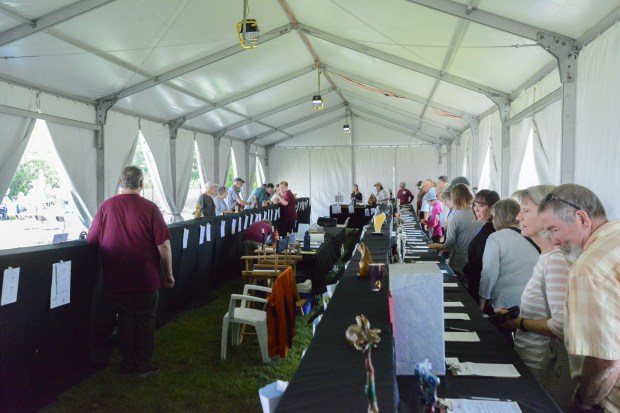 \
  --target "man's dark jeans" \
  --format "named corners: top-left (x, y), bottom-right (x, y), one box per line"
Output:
top-left (110, 290), bottom-right (159, 371)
